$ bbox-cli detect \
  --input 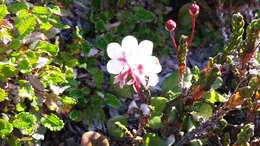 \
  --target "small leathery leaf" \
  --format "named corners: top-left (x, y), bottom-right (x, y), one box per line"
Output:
top-left (81, 131), bottom-right (109, 146)
top-left (107, 115), bottom-right (127, 139)
top-left (227, 92), bottom-right (242, 108)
